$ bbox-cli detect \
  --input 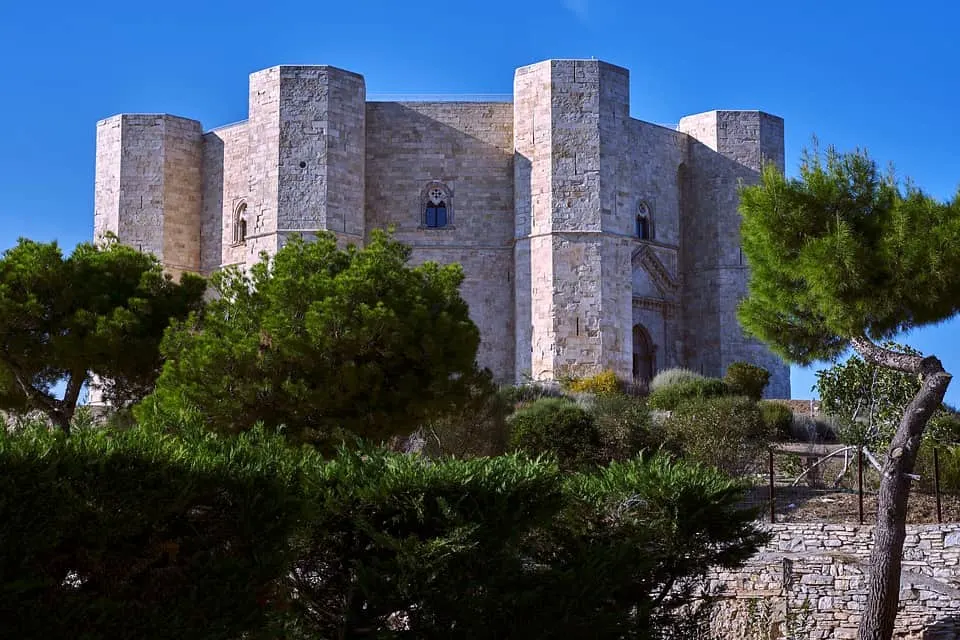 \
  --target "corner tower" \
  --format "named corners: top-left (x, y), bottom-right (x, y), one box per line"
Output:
top-left (94, 114), bottom-right (204, 279)
top-left (245, 65), bottom-right (366, 261)
top-left (677, 110), bottom-right (790, 398)
top-left (514, 59), bottom-right (633, 382)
